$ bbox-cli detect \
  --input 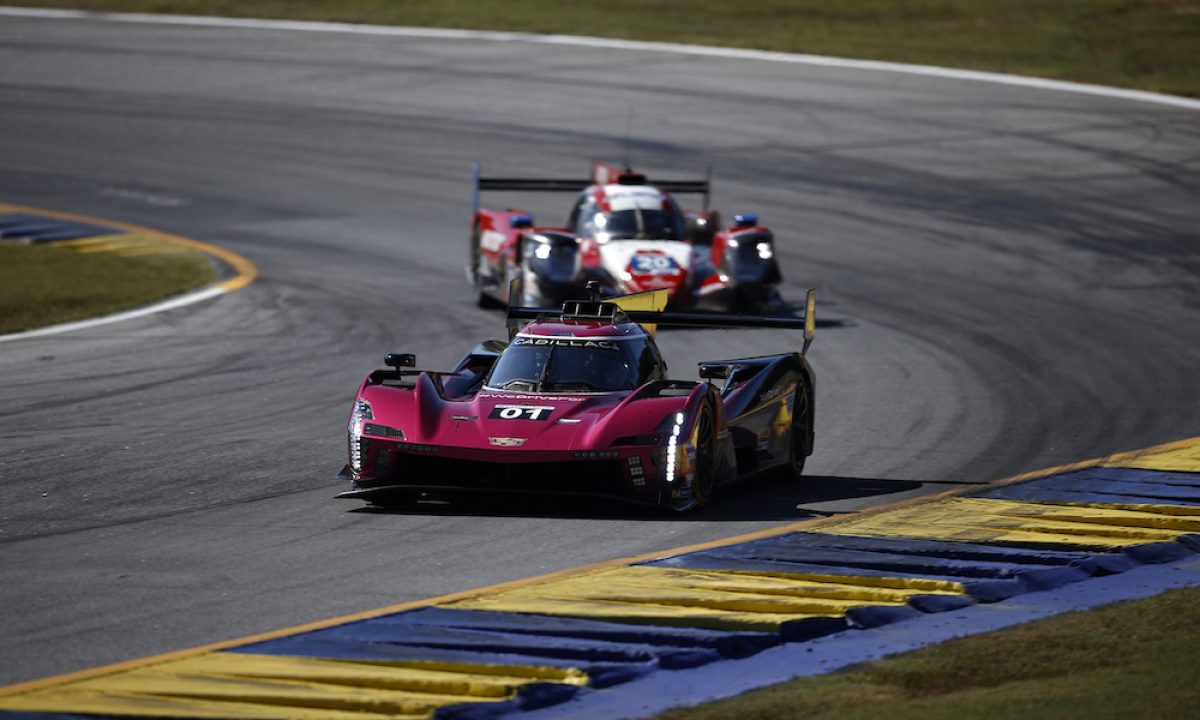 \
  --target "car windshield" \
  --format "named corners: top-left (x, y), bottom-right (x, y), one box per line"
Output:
top-left (486, 337), bottom-right (656, 393)
top-left (594, 208), bottom-right (682, 240)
